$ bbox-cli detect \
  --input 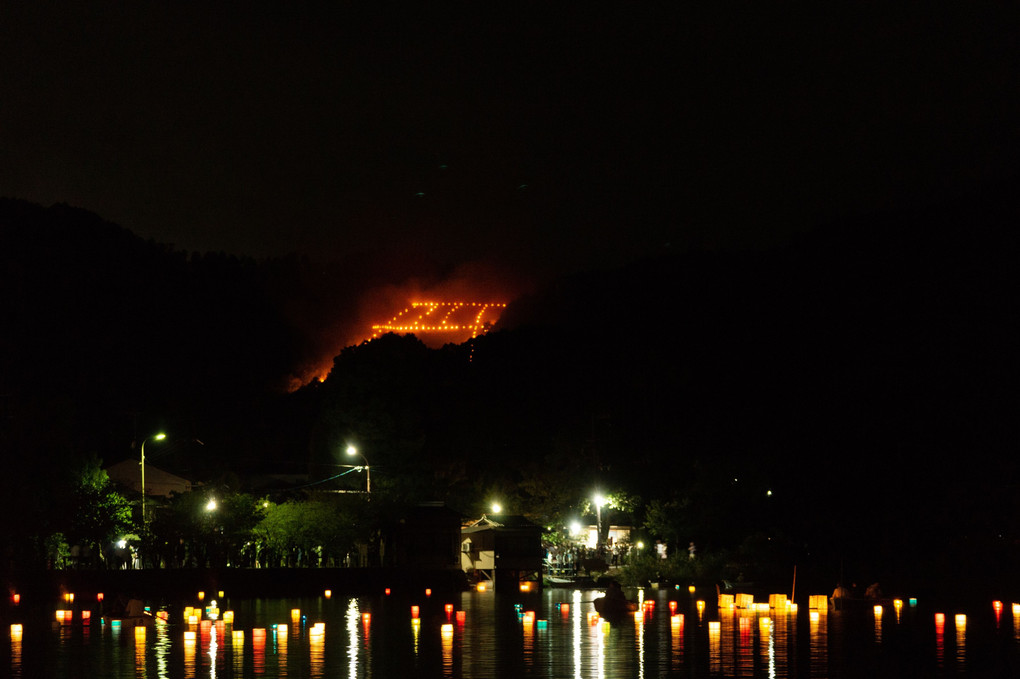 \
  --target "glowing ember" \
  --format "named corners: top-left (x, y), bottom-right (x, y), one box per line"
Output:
top-left (371, 302), bottom-right (506, 343)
